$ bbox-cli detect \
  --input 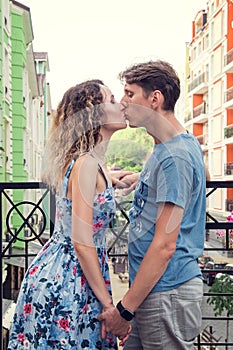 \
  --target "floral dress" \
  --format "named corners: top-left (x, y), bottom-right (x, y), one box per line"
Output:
top-left (8, 158), bottom-right (118, 350)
